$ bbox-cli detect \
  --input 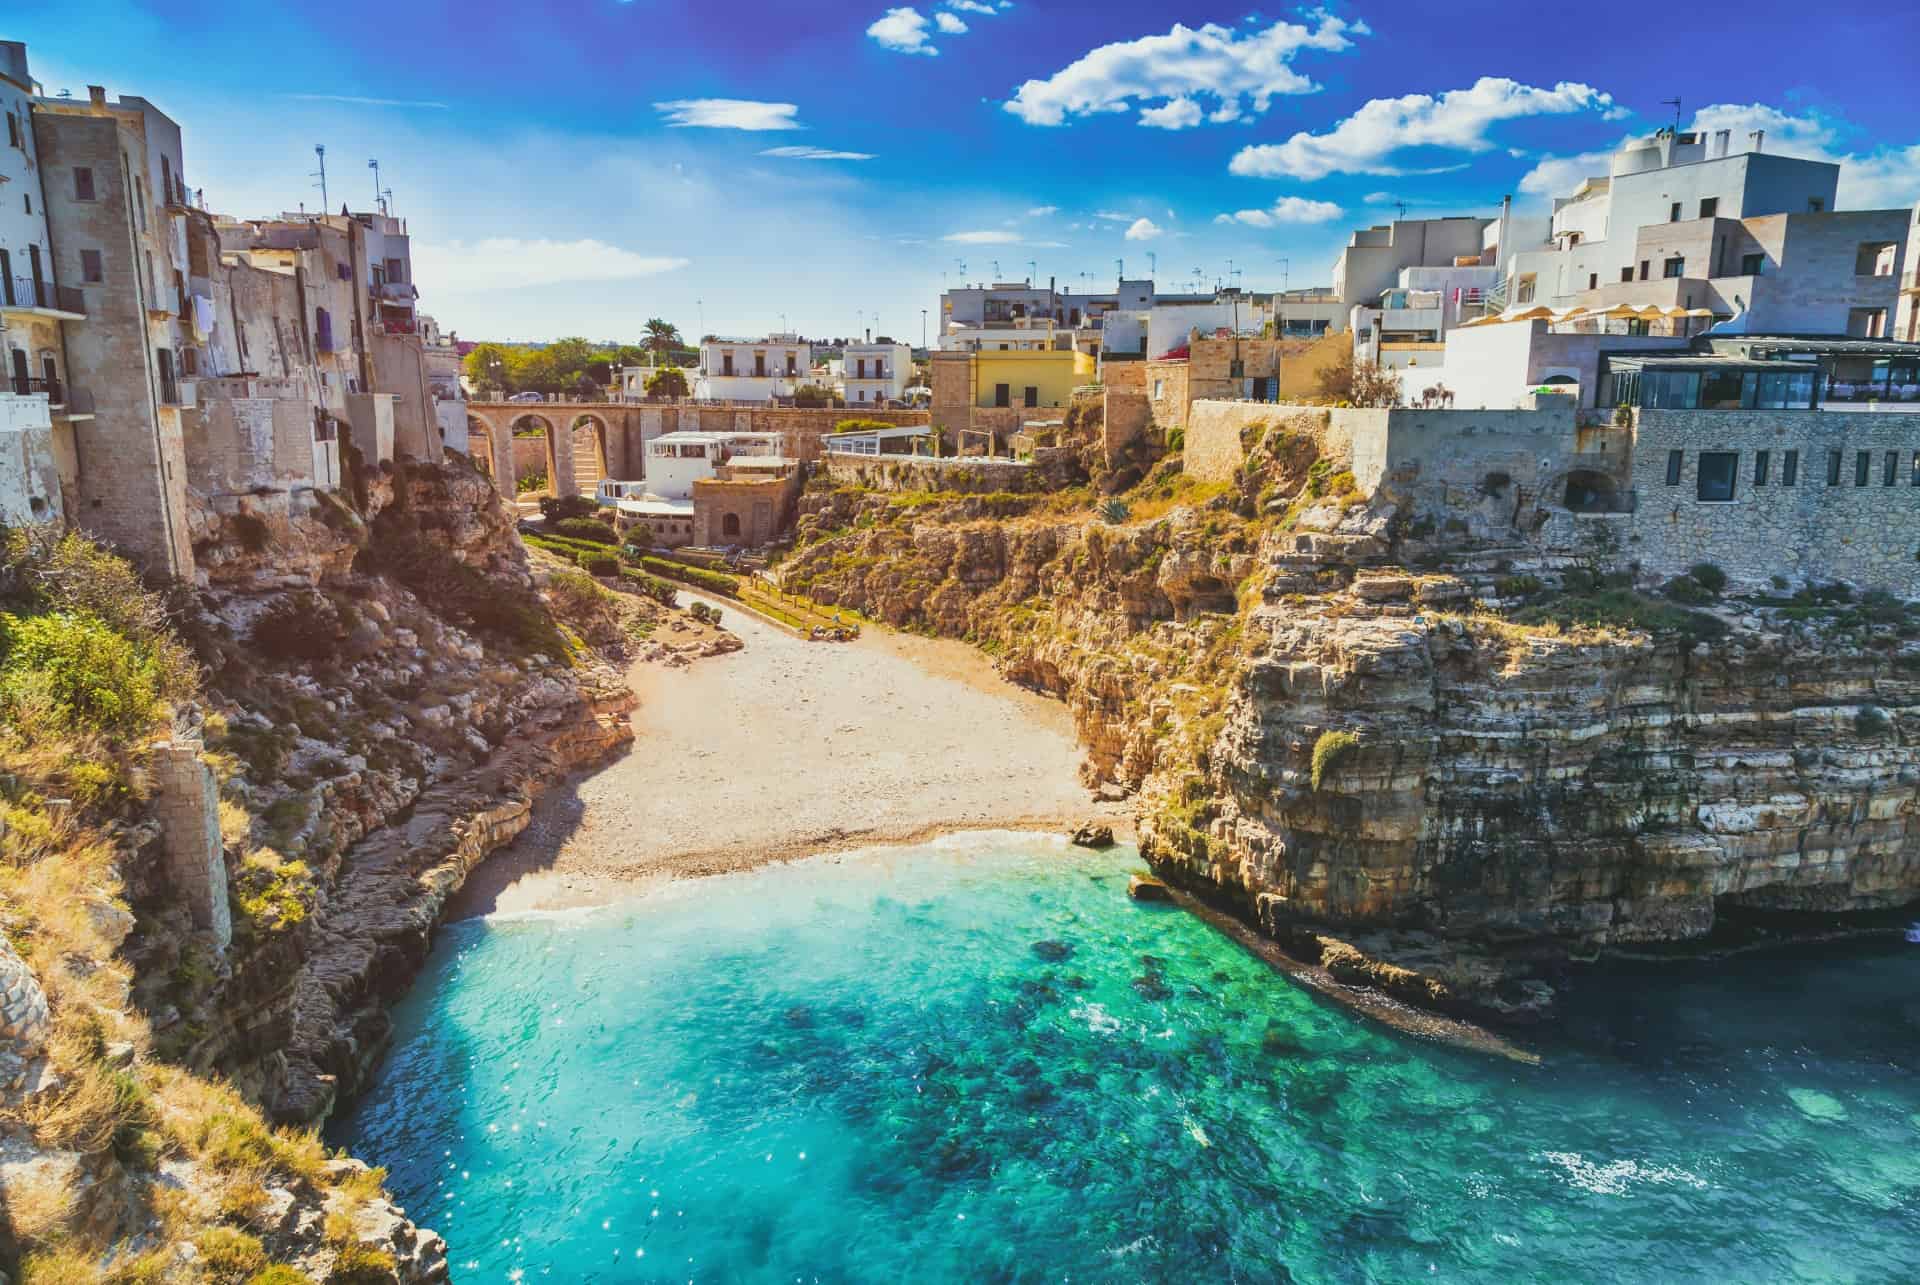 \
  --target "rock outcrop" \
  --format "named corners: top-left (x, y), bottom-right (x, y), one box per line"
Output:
top-left (781, 455), bottom-right (1920, 1023)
